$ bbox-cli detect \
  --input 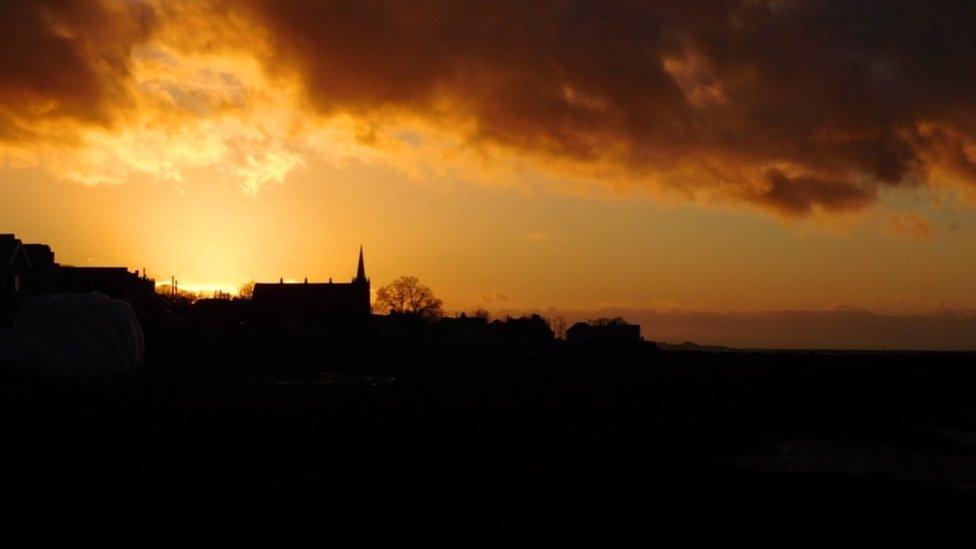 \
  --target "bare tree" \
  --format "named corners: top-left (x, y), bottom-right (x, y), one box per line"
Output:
top-left (375, 276), bottom-right (443, 320)
top-left (238, 280), bottom-right (255, 300)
